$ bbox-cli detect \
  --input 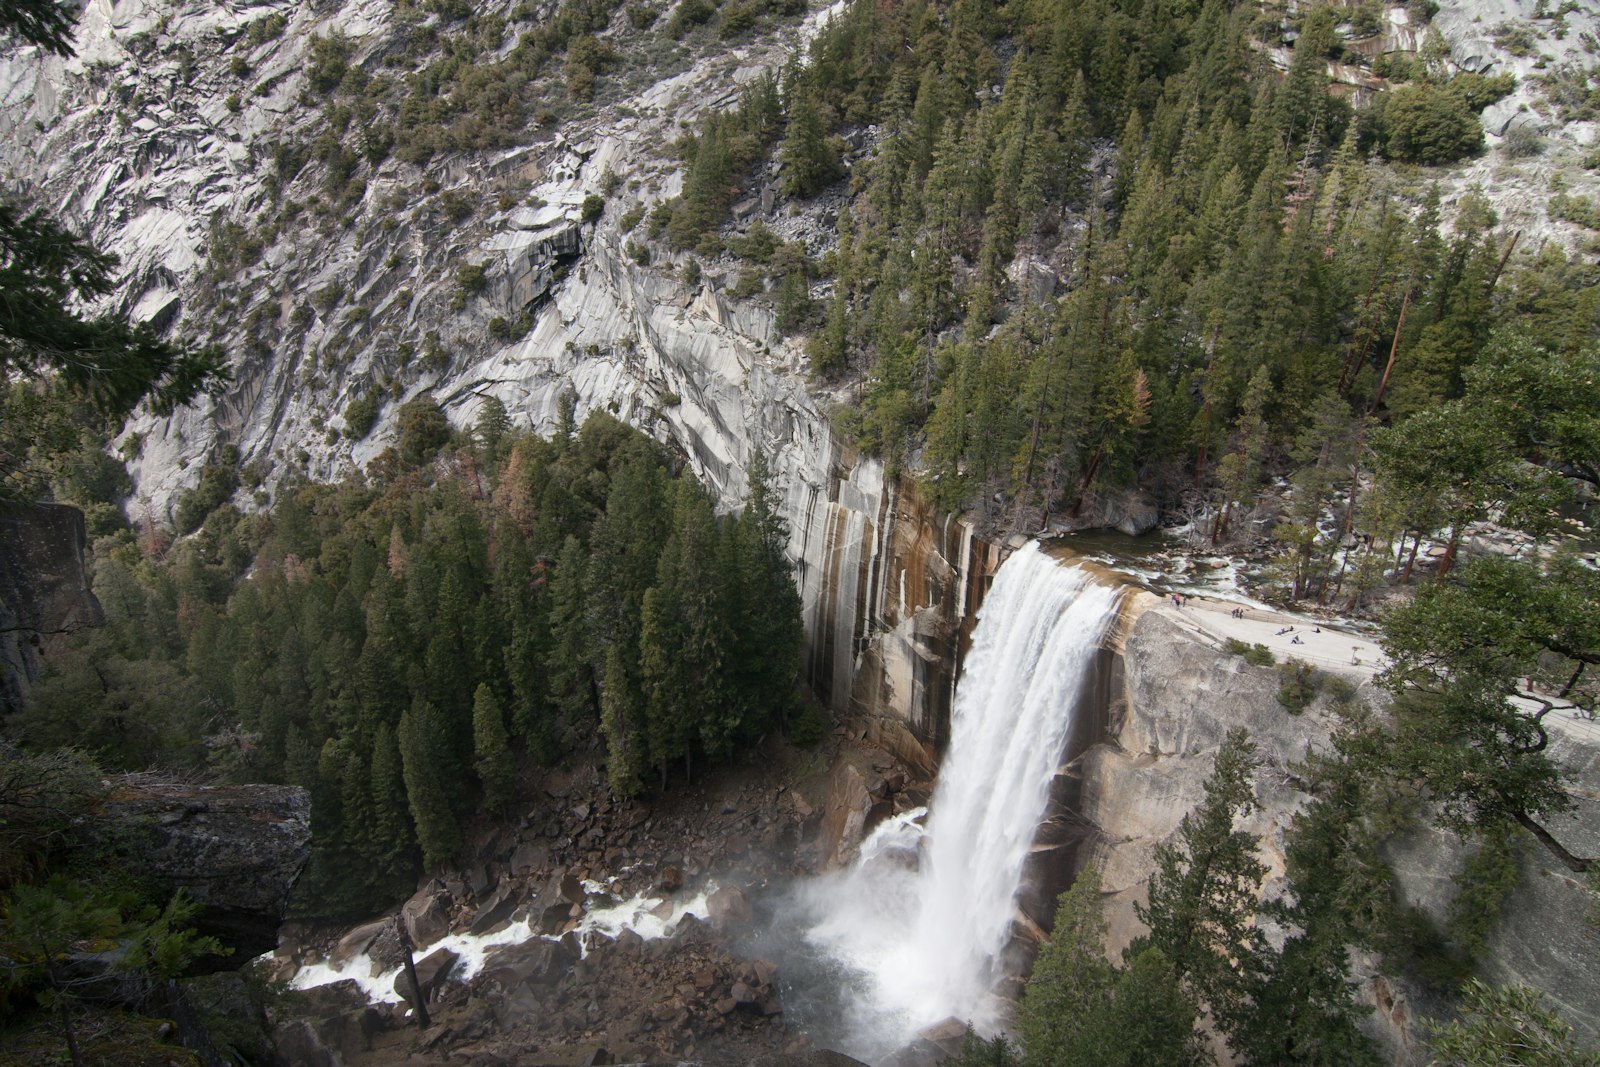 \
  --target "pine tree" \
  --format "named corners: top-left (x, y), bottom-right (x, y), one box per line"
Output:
top-left (472, 683), bottom-right (516, 811)
top-left (1020, 865), bottom-right (1207, 1067)
top-left (398, 699), bottom-right (461, 868)
top-left (599, 644), bottom-right (646, 797)
top-left (1135, 727), bottom-right (1267, 1041)
top-left (781, 86), bottom-right (843, 197)
top-left (368, 721), bottom-right (417, 897)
